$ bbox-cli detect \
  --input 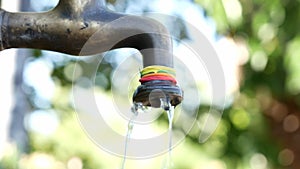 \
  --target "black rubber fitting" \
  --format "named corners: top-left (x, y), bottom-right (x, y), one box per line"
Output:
top-left (132, 80), bottom-right (183, 108)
